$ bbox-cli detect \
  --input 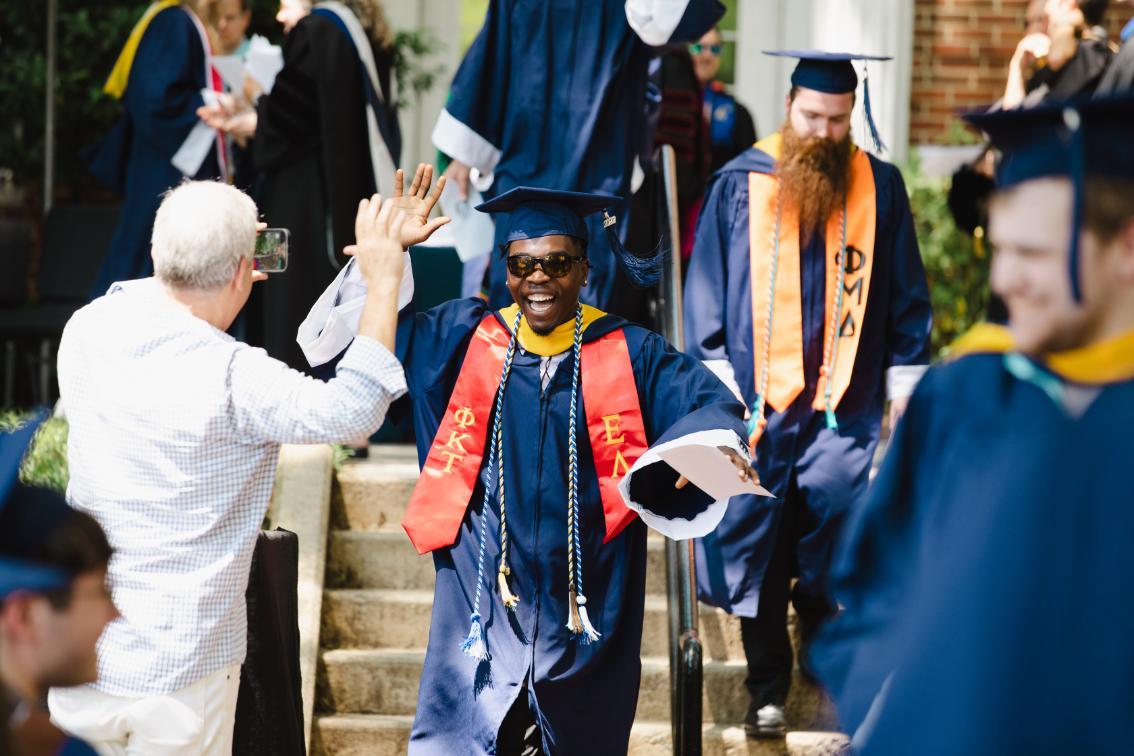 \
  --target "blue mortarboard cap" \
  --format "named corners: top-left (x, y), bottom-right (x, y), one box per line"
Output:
top-left (475, 187), bottom-right (620, 247)
top-left (477, 186), bottom-right (666, 287)
top-left (963, 95), bottom-right (1134, 302)
top-left (0, 412), bottom-right (71, 599)
top-left (764, 49), bottom-right (893, 152)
